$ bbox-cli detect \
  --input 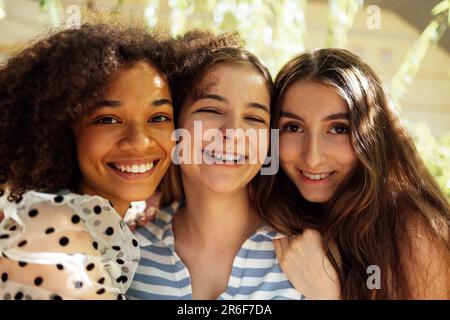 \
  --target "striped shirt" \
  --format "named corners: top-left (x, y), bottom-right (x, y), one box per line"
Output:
top-left (127, 201), bottom-right (305, 300)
